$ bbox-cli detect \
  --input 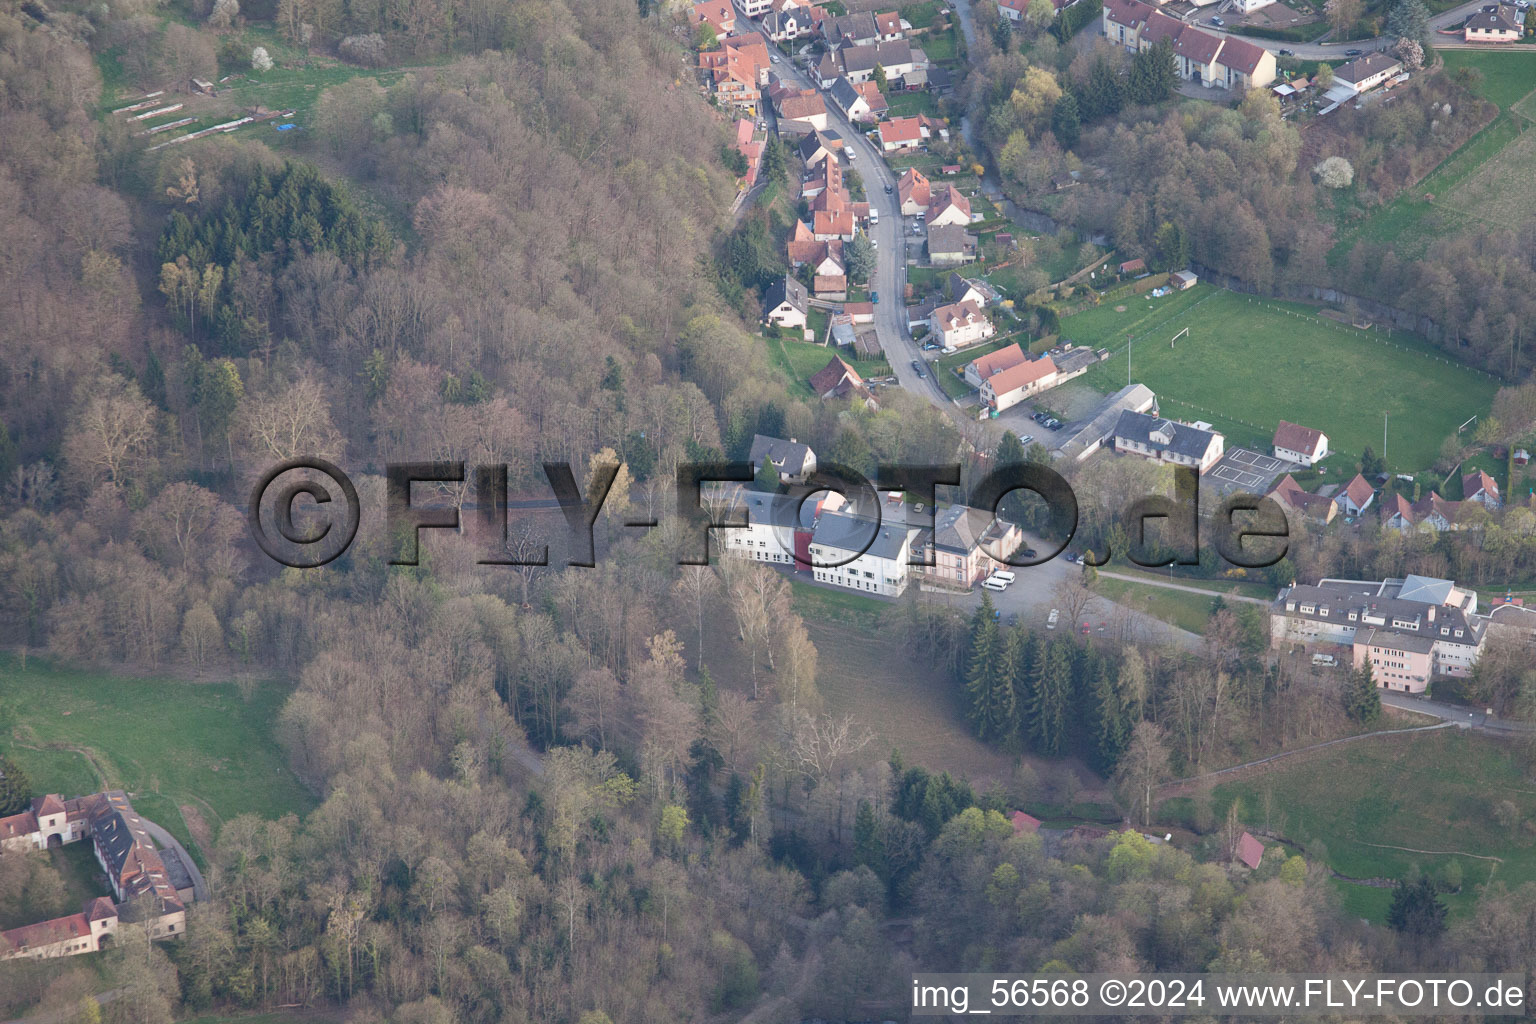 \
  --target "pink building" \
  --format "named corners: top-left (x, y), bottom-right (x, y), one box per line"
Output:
top-left (1352, 628), bottom-right (1434, 693)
